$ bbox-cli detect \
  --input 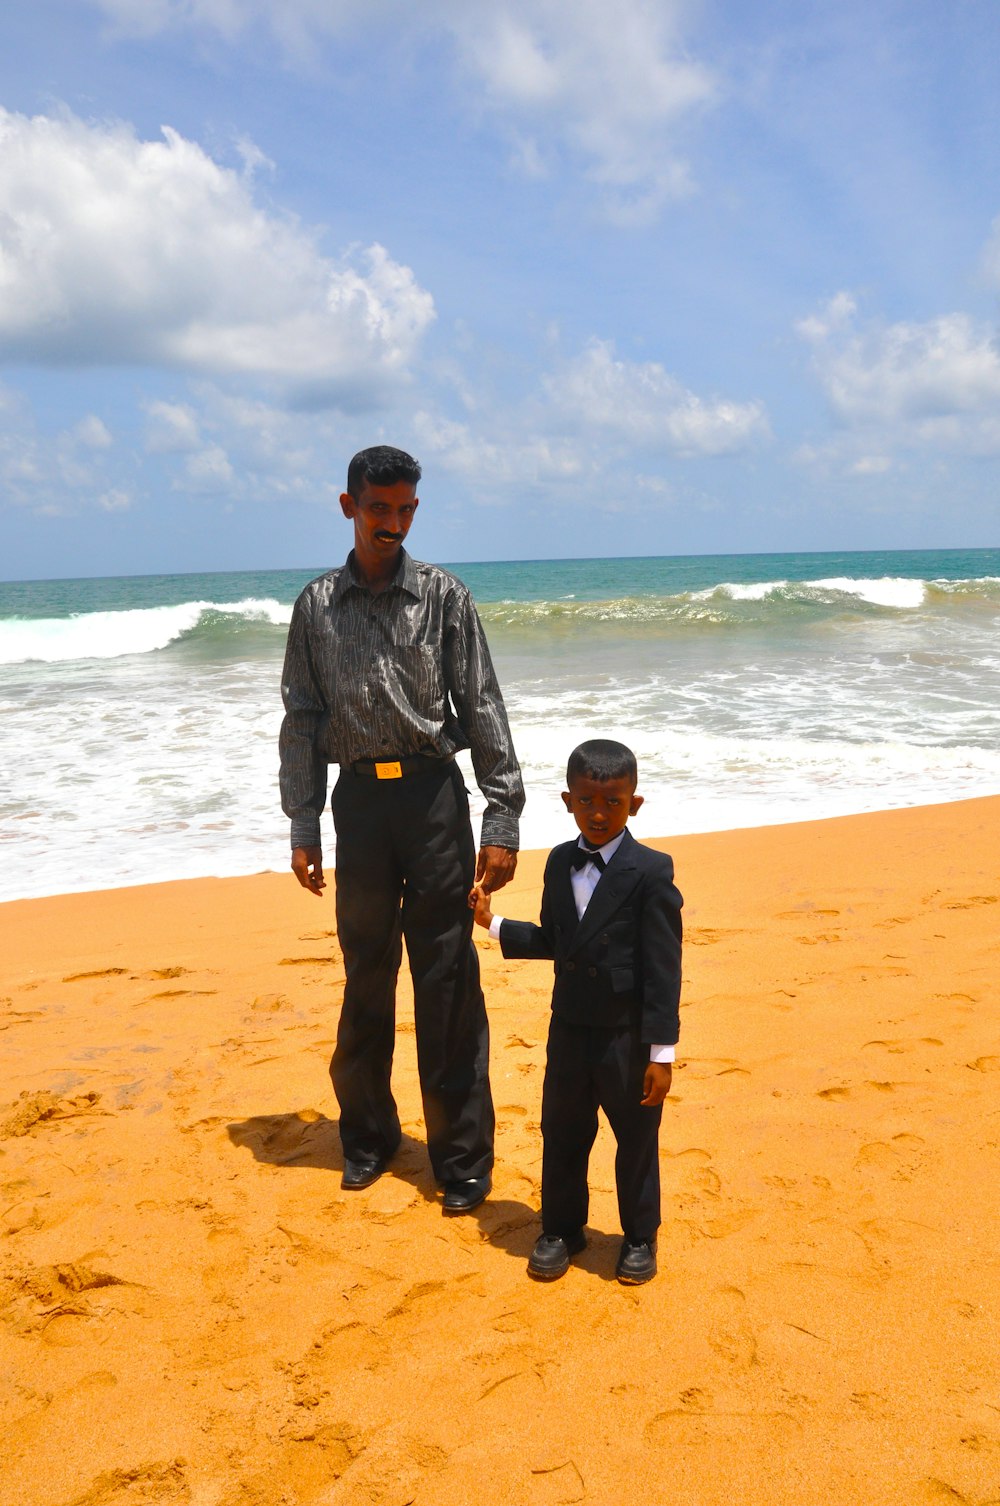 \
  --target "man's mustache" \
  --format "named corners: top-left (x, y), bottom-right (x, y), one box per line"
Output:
top-left (375, 530), bottom-right (403, 542)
